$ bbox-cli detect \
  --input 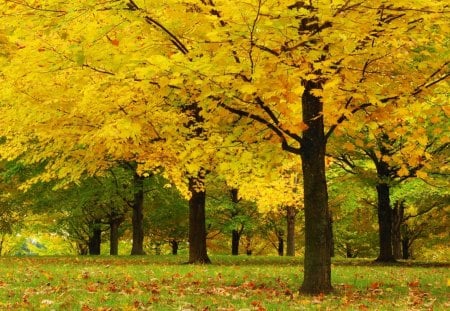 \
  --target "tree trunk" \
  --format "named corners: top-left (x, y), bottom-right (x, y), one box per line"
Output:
top-left (392, 201), bottom-right (404, 260)
top-left (109, 213), bottom-right (124, 256)
top-left (286, 206), bottom-right (296, 256)
top-left (329, 211), bottom-right (334, 257)
top-left (131, 174), bottom-right (146, 255)
top-left (230, 188), bottom-right (241, 256)
top-left (402, 237), bottom-right (410, 259)
top-left (375, 183), bottom-right (395, 262)
top-left (88, 220), bottom-right (102, 255)
top-left (277, 231), bottom-right (284, 256)
top-left (188, 176), bottom-right (211, 264)
top-left (231, 229), bottom-right (240, 255)
top-left (245, 236), bottom-right (252, 255)
top-left (78, 242), bottom-right (88, 255)
top-left (170, 240), bottom-right (179, 255)
top-left (300, 81), bottom-right (332, 294)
